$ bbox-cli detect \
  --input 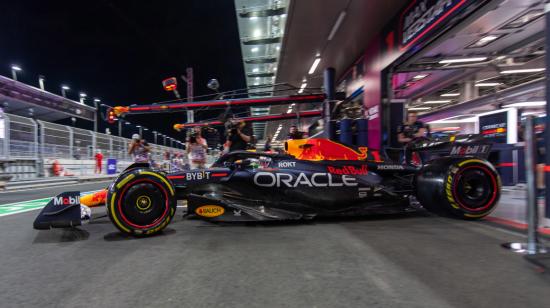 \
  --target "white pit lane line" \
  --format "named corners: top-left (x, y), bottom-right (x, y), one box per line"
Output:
top-left (0, 190), bottom-right (103, 217)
